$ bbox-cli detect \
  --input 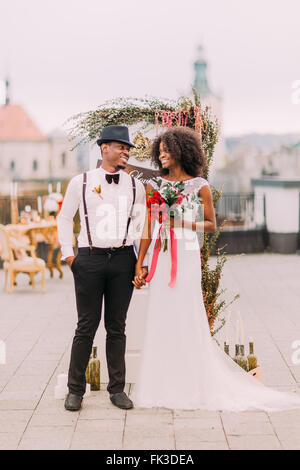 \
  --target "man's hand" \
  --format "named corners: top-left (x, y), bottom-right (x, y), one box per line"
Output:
top-left (66, 256), bottom-right (75, 268)
top-left (132, 266), bottom-right (148, 289)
